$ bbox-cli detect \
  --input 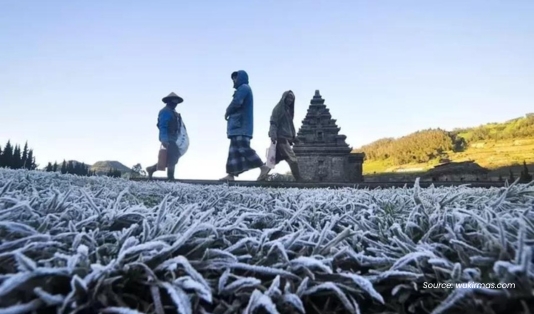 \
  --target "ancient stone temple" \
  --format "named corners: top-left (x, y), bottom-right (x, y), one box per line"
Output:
top-left (293, 90), bottom-right (365, 182)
